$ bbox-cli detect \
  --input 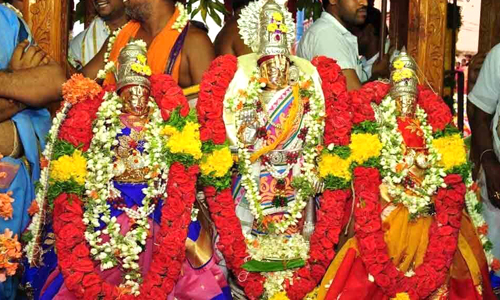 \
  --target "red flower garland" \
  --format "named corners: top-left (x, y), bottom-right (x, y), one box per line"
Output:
top-left (353, 167), bottom-right (465, 300)
top-left (349, 81), bottom-right (390, 125)
top-left (53, 163), bottom-right (199, 299)
top-left (417, 86), bottom-right (453, 132)
top-left (198, 55), bottom-right (350, 299)
top-left (150, 74), bottom-right (190, 121)
top-left (197, 55), bottom-right (238, 145)
top-left (311, 56), bottom-right (351, 146)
